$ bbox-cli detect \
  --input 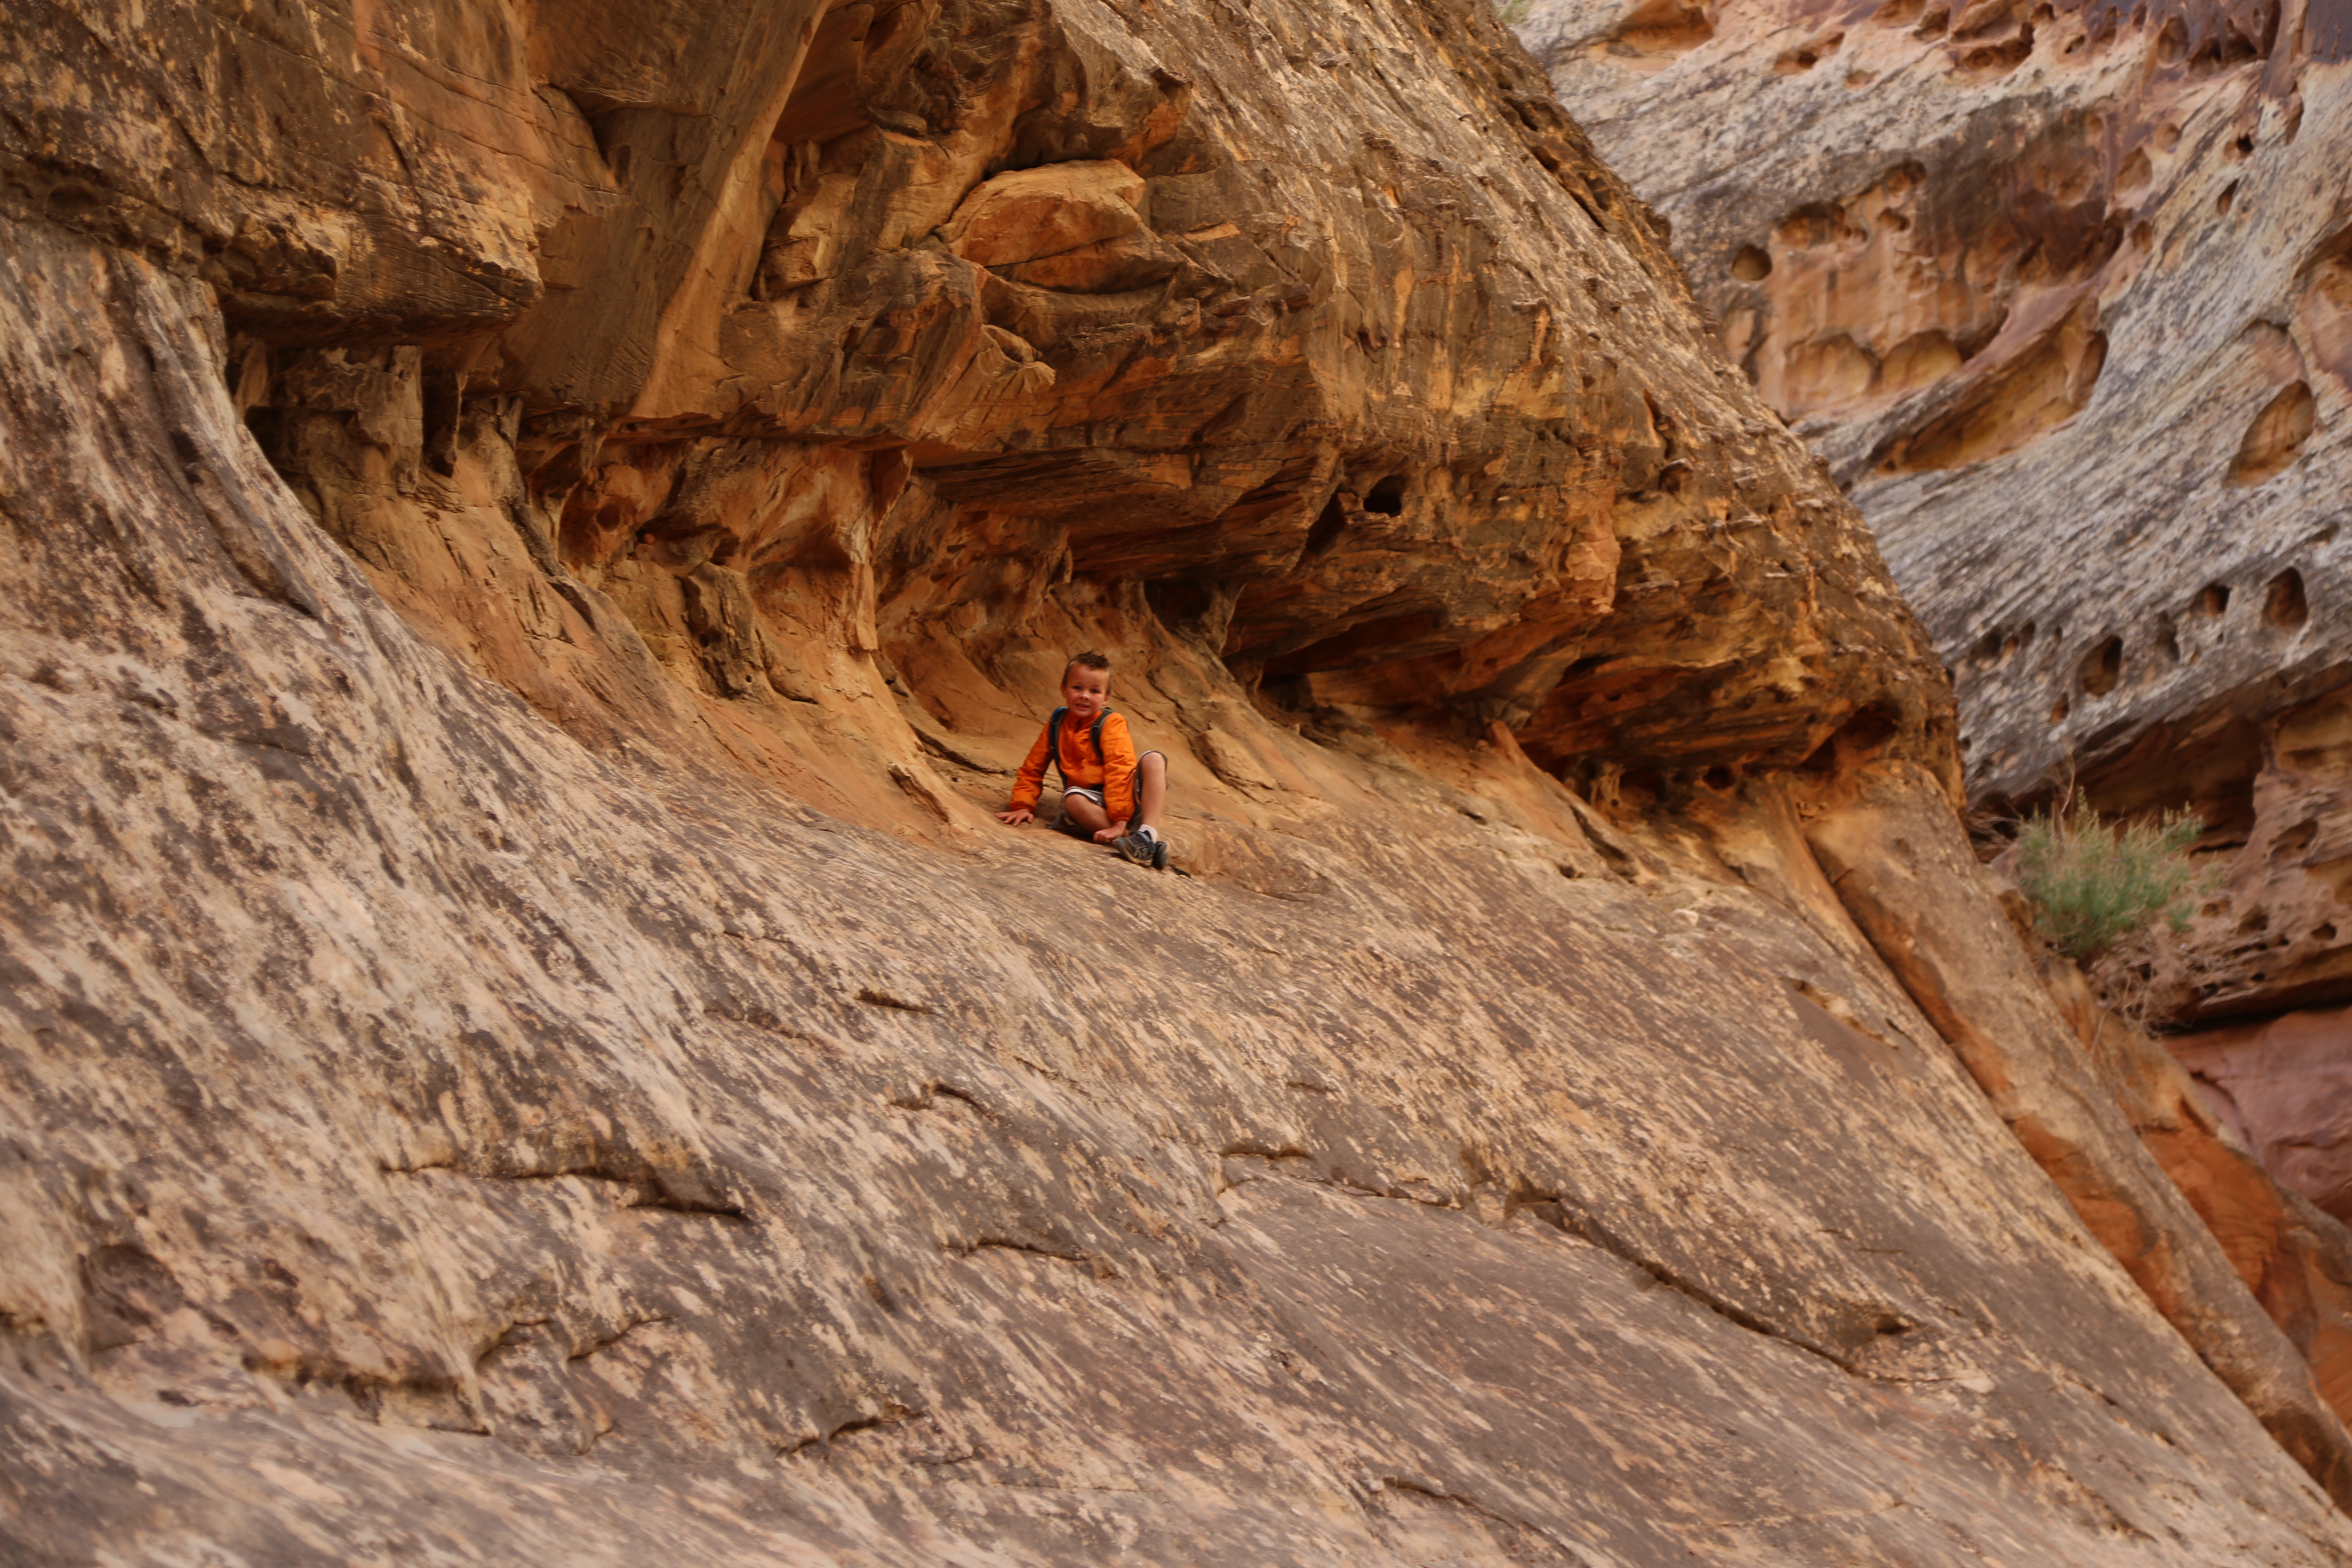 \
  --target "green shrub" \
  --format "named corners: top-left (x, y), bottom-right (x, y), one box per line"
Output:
top-left (2016, 800), bottom-right (2210, 961)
